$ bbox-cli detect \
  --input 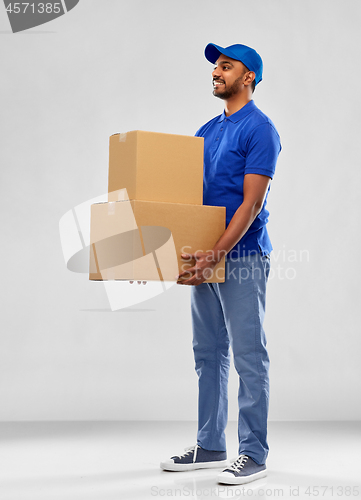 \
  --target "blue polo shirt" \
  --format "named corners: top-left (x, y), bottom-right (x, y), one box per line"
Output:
top-left (195, 100), bottom-right (281, 257)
